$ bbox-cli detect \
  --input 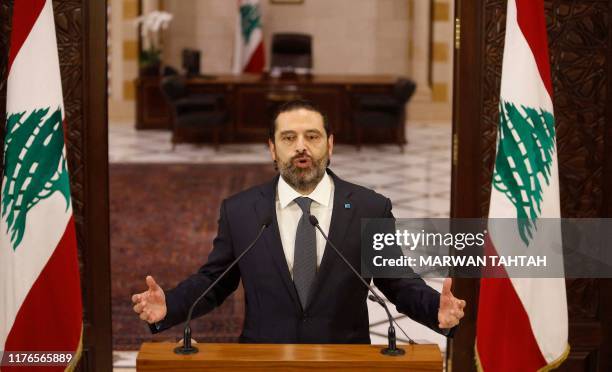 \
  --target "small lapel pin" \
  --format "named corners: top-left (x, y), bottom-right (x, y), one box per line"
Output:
top-left (344, 203), bottom-right (351, 209)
